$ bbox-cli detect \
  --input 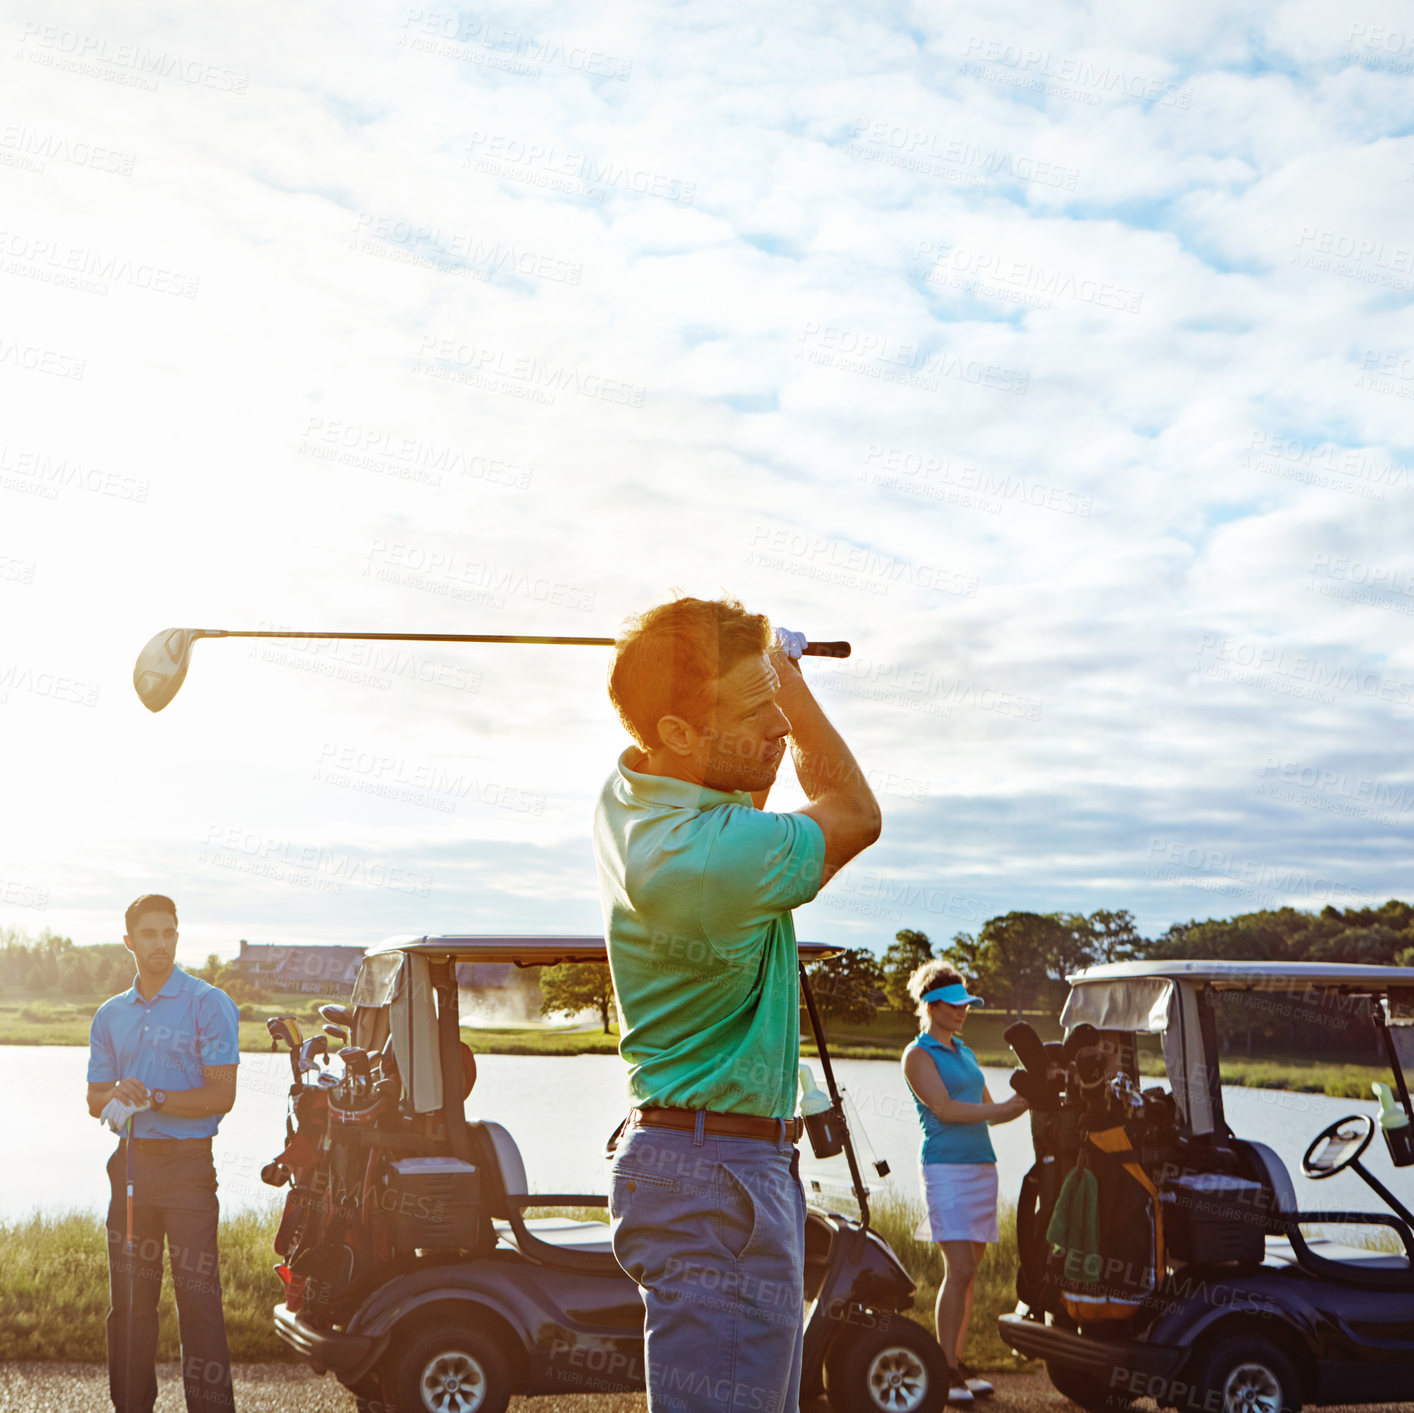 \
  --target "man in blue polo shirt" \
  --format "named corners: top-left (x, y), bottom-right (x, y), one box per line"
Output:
top-left (86, 894), bottom-right (240, 1413)
top-left (595, 597), bottom-right (881, 1412)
